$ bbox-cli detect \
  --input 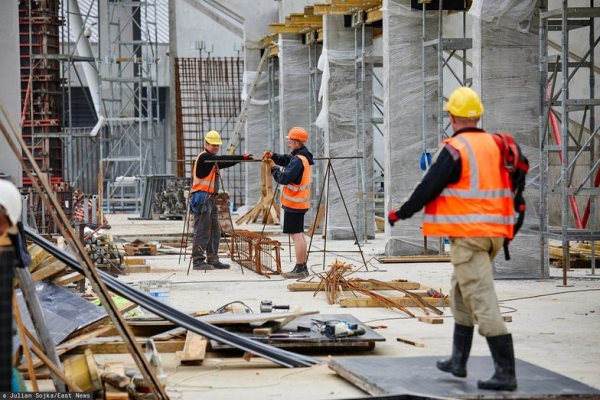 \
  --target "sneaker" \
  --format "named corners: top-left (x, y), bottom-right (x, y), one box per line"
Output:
top-left (193, 261), bottom-right (214, 271)
top-left (207, 259), bottom-right (231, 269)
top-left (282, 264), bottom-right (308, 279)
